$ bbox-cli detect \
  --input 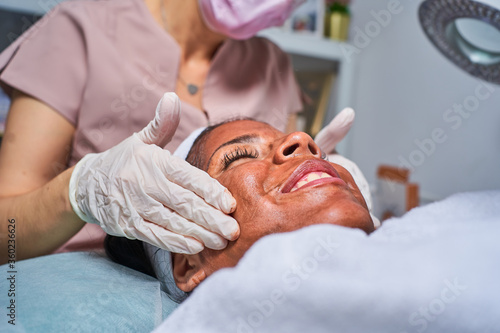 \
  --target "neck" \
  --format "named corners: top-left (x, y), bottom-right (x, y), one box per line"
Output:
top-left (146, 0), bottom-right (227, 62)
